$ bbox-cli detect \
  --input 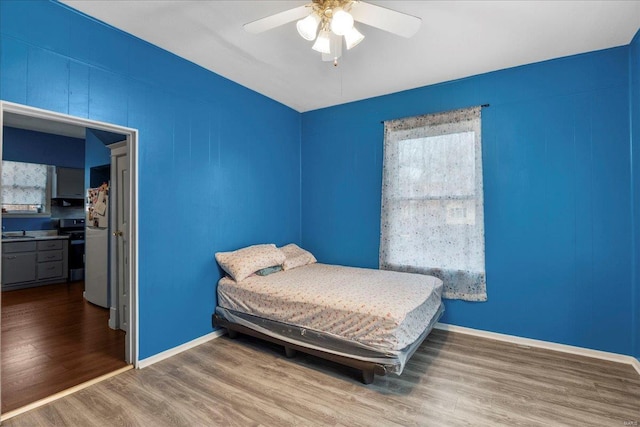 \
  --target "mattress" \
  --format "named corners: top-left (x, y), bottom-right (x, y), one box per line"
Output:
top-left (217, 263), bottom-right (443, 353)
